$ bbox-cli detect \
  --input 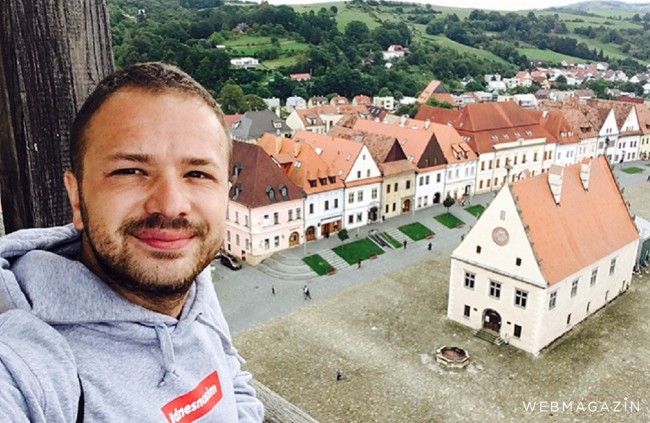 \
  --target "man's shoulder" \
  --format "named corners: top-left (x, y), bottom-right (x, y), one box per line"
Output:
top-left (0, 310), bottom-right (81, 421)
